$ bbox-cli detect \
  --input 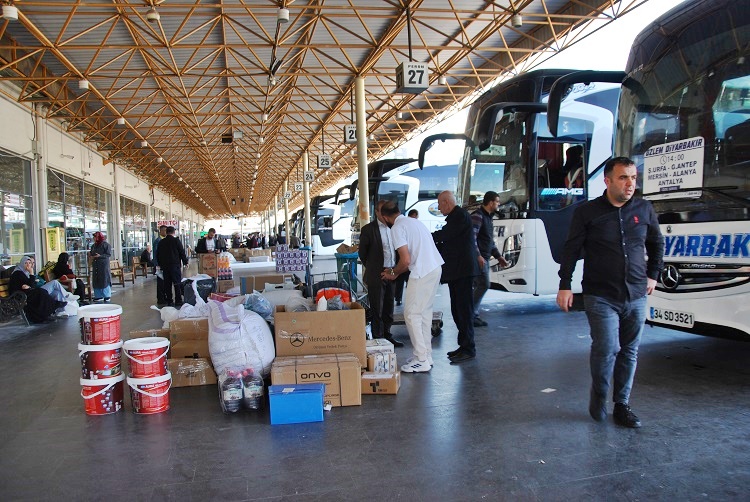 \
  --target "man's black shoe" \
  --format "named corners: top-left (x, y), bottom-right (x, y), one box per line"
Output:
top-left (447, 348), bottom-right (461, 358)
top-left (385, 336), bottom-right (404, 348)
top-left (473, 317), bottom-right (488, 327)
top-left (613, 403), bottom-right (642, 428)
top-left (395, 300), bottom-right (402, 306)
top-left (589, 388), bottom-right (607, 422)
top-left (449, 351), bottom-right (476, 364)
